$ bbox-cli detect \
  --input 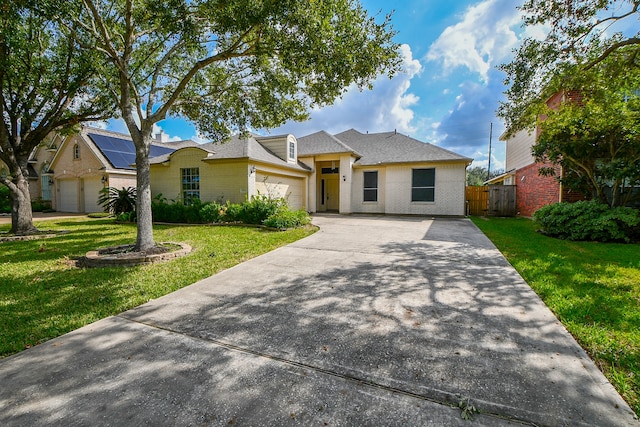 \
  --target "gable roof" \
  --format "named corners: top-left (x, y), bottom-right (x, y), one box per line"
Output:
top-left (297, 130), bottom-right (361, 157)
top-left (88, 131), bottom-right (177, 170)
top-left (334, 129), bottom-right (472, 166)
top-left (51, 126), bottom-right (198, 171)
top-left (203, 135), bottom-right (311, 171)
top-left (151, 134), bottom-right (311, 172)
